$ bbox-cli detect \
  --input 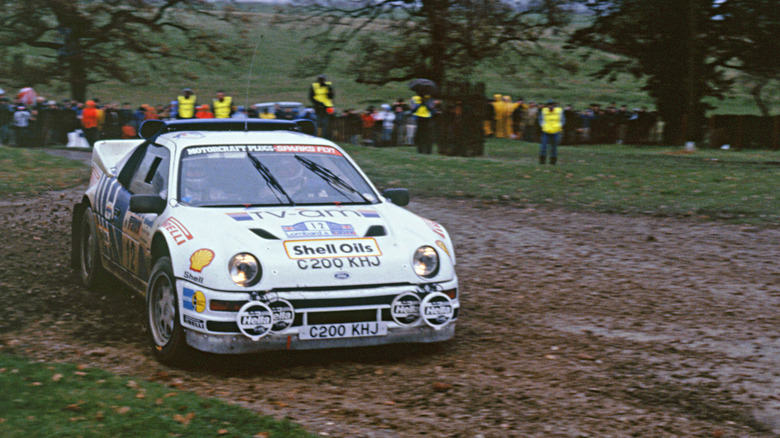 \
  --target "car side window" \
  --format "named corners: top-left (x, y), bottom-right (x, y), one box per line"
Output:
top-left (127, 146), bottom-right (170, 197)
